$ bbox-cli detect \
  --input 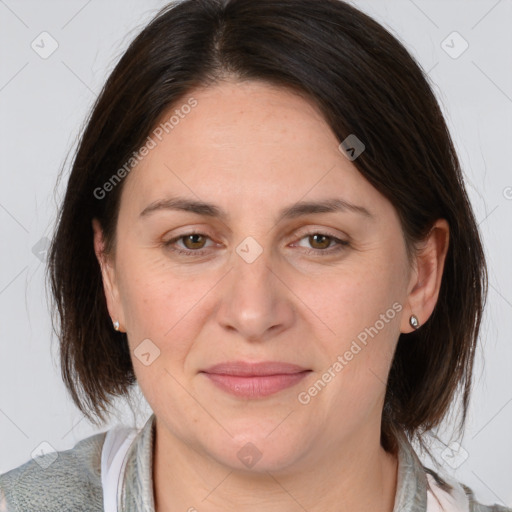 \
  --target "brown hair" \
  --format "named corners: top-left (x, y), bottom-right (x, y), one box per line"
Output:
top-left (48, 0), bottom-right (487, 457)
